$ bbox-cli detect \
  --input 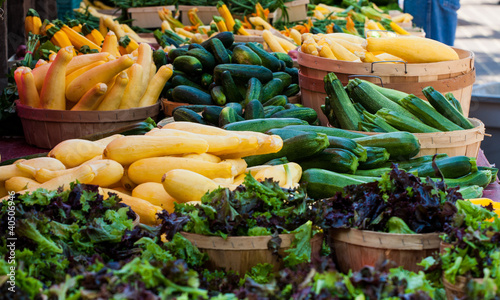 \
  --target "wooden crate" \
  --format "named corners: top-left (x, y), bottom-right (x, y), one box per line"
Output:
top-left (128, 6), bottom-right (176, 29)
top-left (269, 0), bottom-right (310, 24)
top-left (178, 5), bottom-right (219, 26)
